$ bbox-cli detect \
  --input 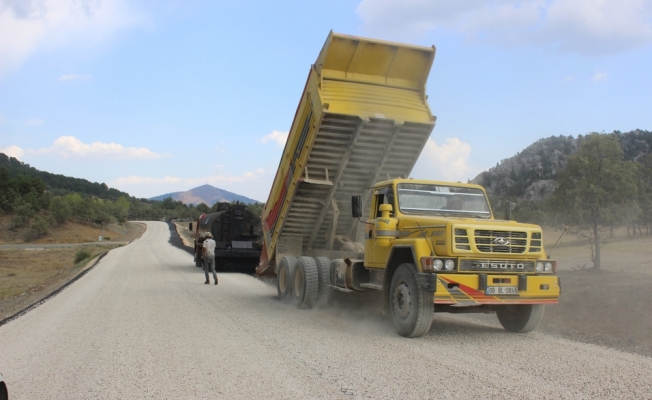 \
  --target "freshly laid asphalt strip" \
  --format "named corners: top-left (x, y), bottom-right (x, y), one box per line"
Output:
top-left (0, 221), bottom-right (650, 399)
top-left (168, 221), bottom-right (193, 255)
